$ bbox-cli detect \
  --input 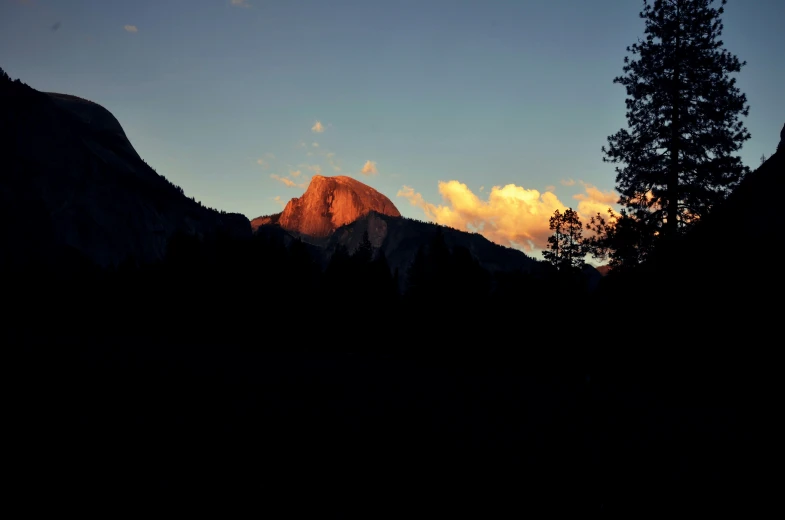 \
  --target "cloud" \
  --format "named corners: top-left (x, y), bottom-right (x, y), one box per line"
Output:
top-left (289, 169), bottom-right (302, 178)
top-left (299, 164), bottom-right (321, 176)
top-left (270, 174), bottom-right (305, 188)
top-left (326, 152), bottom-right (341, 172)
top-left (124, 25), bottom-right (138, 33)
top-left (311, 121), bottom-right (324, 133)
top-left (256, 158), bottom-right (269, 169)
top-left (560, 178), bottom-right (576, 186)
top-left (230, 0), bottom-right (251, 7)
top-left (273, 195), bottom-right (285, 206)
top-left (544, 185), bottom-right (556, 193)
top-left (572, 182), bottom-right (619, 218)
top-left (360, 160), bottom-right (378, 176)
top-left (312, 142), bottom-right (319, 148)
top-left (397, 180), bottom-right (620, 252)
